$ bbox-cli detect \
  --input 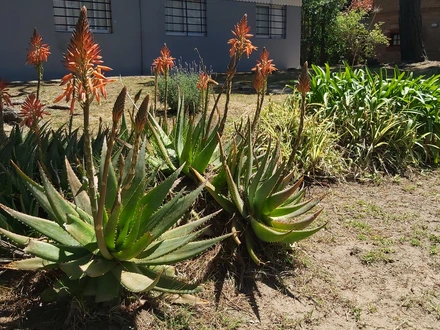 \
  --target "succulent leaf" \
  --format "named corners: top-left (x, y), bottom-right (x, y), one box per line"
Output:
top-left (0, 205), bottom-right (80, 246)
top-left (24, 240), bottom-right (89, 262)
top-left (65, 158), bottom-right (92, 215)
